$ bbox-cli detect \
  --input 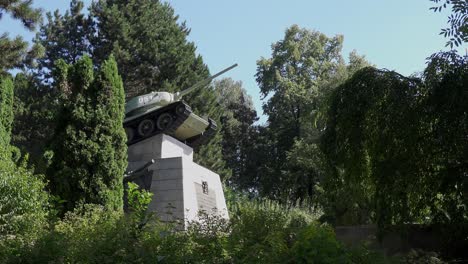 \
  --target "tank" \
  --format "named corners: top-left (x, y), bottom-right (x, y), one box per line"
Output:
top-left (124, 63), bottom-right (238, 147)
